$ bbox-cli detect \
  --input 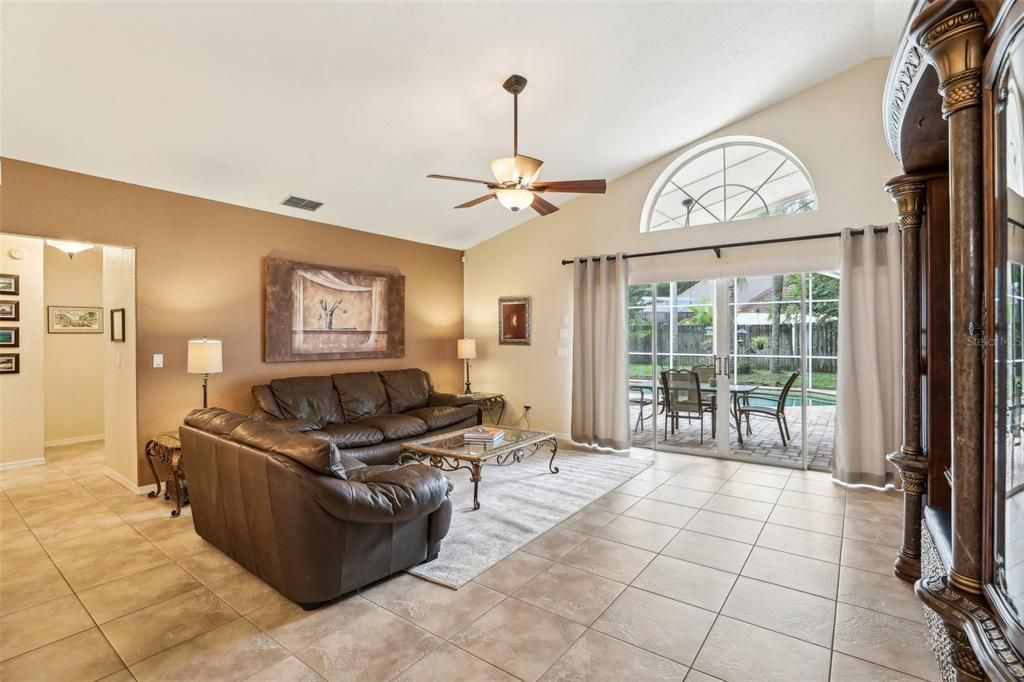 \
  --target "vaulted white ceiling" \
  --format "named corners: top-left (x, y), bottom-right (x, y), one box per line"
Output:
top-left (1, 2), bottom-right (908, 249)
